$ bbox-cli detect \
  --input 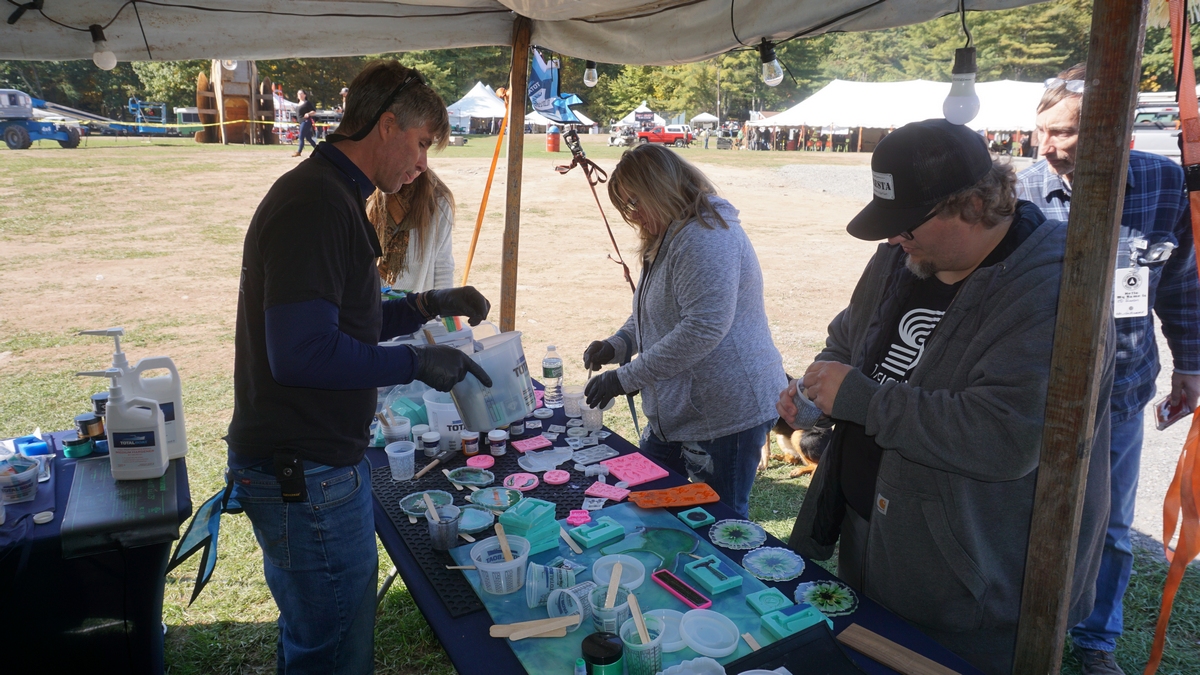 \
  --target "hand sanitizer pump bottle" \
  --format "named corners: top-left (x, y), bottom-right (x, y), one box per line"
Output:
top-left (78, 368), bottom-right (169, 480)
